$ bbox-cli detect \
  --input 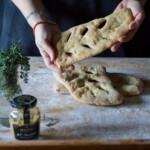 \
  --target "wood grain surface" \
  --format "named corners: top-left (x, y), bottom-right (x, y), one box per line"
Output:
top-left (0, 57), bottom-right (150, 149)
